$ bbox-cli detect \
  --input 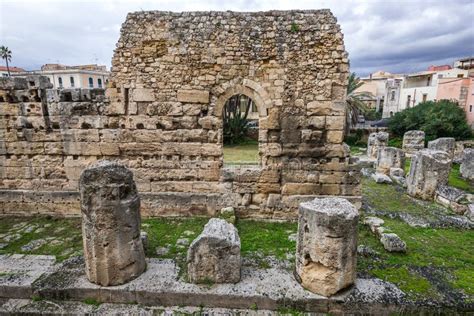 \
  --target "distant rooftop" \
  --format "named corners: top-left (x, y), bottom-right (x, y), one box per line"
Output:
top-left (0, 66), bottom-right (26, 72)
top-left (40, 63), bottom-right (107, 72)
